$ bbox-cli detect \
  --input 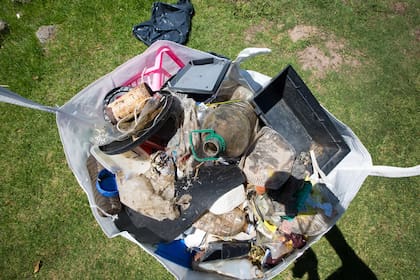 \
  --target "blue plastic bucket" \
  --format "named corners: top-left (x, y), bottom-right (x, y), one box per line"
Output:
top-left (96, 169), bottom-right (119, 197)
